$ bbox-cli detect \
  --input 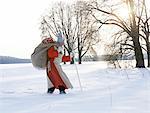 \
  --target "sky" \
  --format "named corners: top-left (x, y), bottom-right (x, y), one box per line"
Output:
top-left (0, 0), bottom-right (73, 59)
top-left (0, 0), bottom-right (150, 59)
